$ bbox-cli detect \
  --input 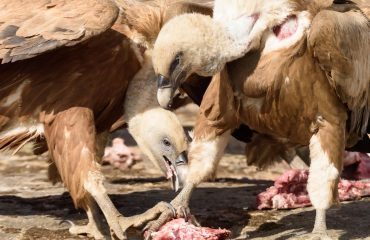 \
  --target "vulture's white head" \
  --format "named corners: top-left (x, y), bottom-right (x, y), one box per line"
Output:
top-left (128, 107), bottom-right (189, 191)
top-left (153, 0), bottom-right (310, 108)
